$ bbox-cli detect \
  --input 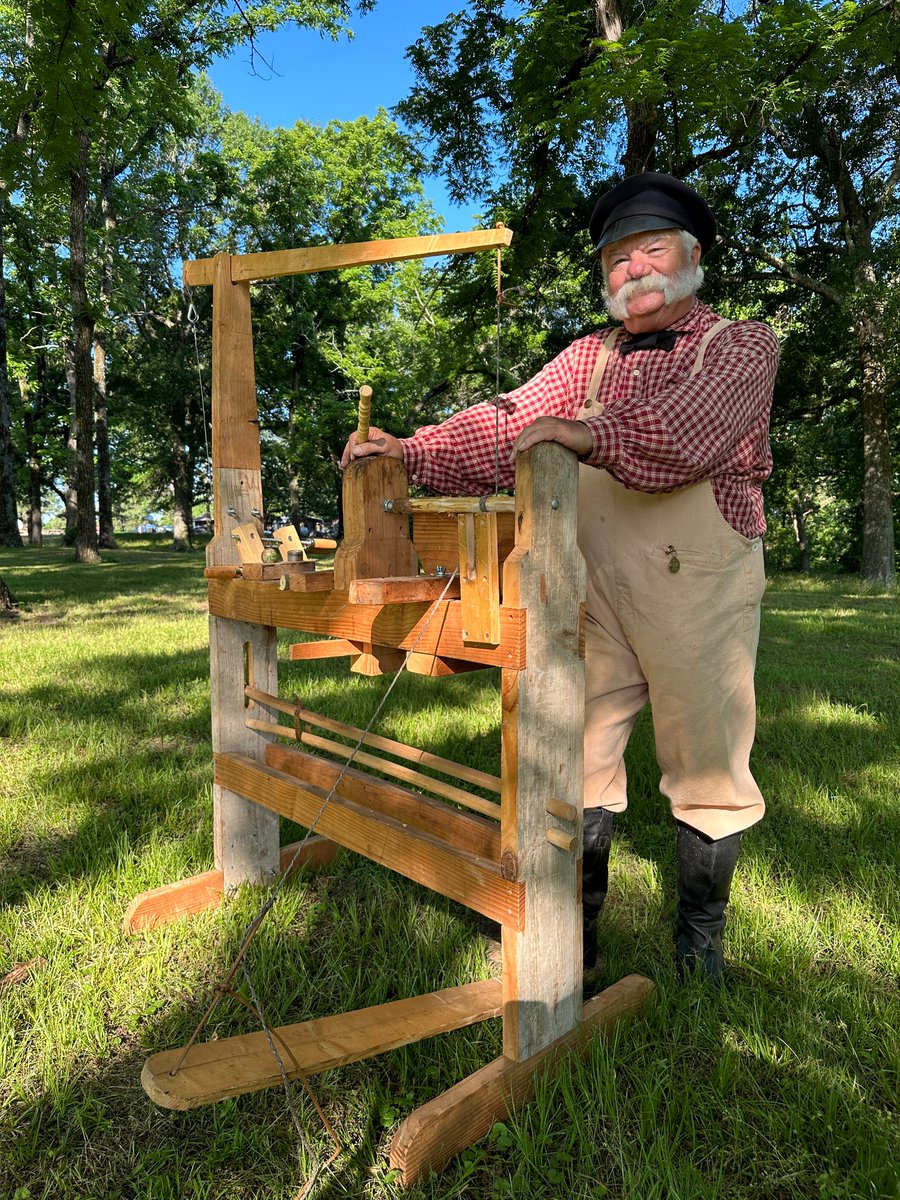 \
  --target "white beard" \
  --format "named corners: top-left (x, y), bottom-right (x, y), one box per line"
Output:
top-left (603, 262), bottom-right (704, 322)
